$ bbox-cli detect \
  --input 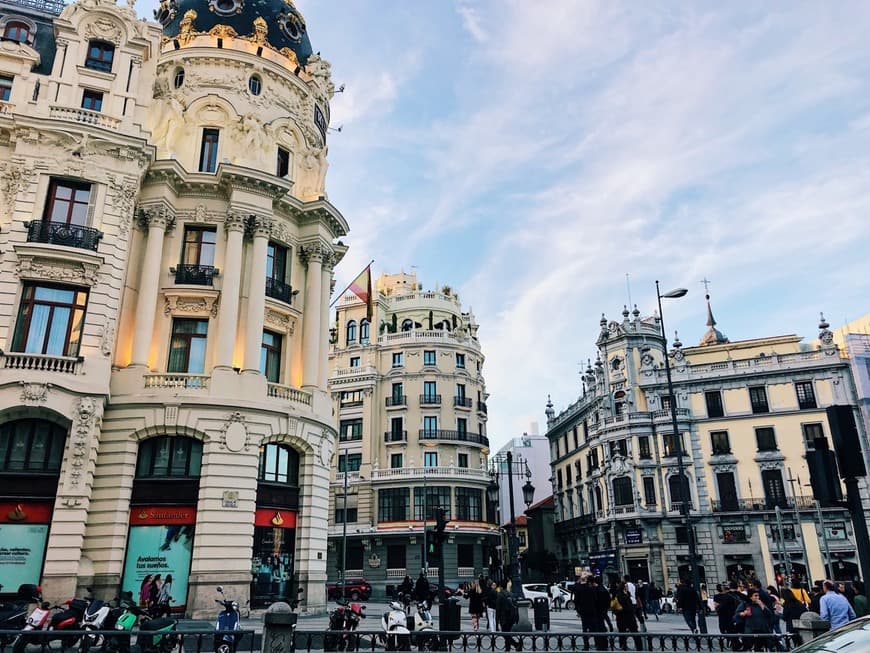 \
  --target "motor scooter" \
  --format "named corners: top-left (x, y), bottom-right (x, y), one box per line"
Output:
top-left (0, 585), bottom-right (41, 645)
top-left (407, 601), bottom-right (437, 651)
top-left (12, 594), bottom-right (88, 653)
top-left (324, 599), bottom-right (365, 652)
top-left (101, 592), bottom-right (140, 653)
top-left (80, 588), bottom-right (112, 653)
top-left (379, 600), bottom-right (410, 651)
top-left (214, 587), bottom-right (242, 653)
